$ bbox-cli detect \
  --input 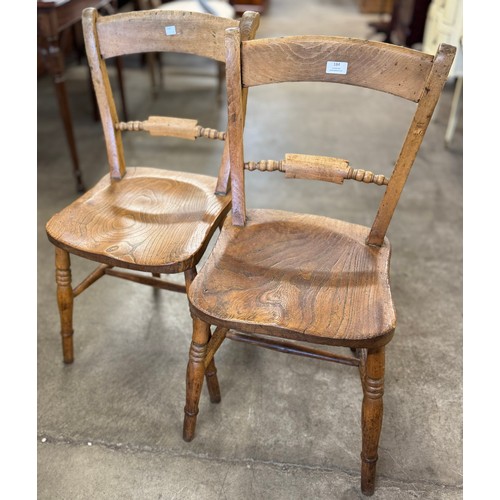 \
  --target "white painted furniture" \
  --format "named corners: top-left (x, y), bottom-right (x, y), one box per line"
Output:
top-left (422, 0), bottom-right (463, 146)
